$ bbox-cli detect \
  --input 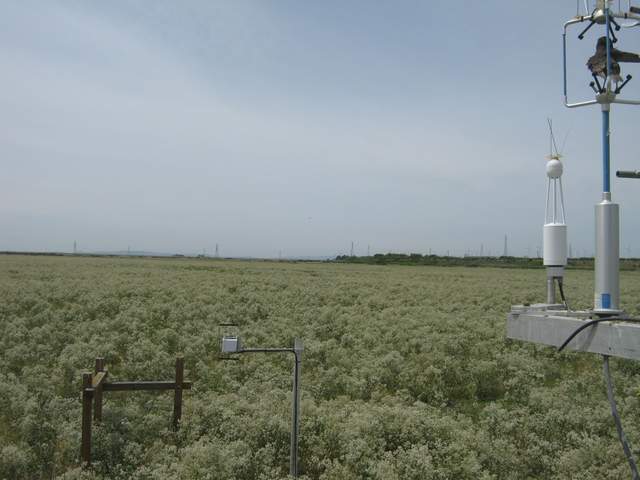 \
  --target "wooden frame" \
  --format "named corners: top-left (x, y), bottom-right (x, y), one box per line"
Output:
top-left (80, 356), bottom-right (192, 466)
